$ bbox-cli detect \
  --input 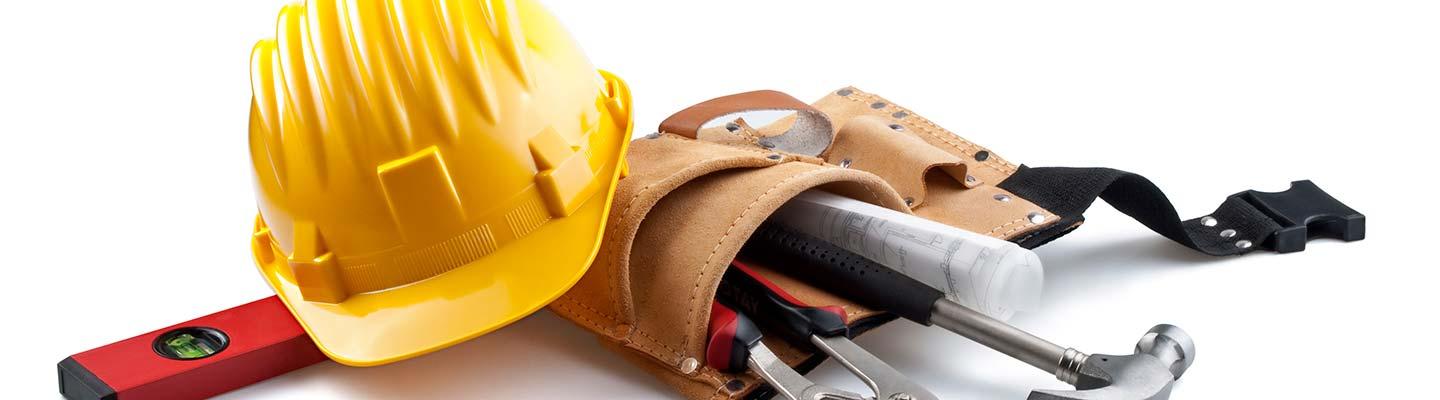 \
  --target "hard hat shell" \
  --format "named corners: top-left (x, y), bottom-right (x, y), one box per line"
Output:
top-left (247, 0), bottom-right (632, 366)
